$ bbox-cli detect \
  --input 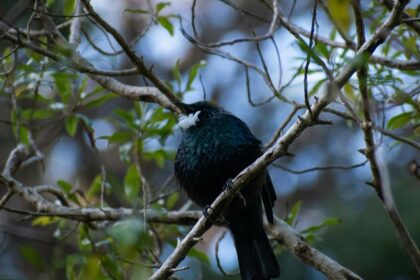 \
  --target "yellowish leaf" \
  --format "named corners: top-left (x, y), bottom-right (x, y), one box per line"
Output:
top-left (327, 0), bottom-right (352, 33)
top-left (32, 216), bottom-right (58, 226)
